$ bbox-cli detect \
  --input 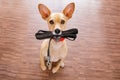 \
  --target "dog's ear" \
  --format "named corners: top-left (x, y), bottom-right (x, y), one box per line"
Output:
top-left (38, 4), bottom-right (51, 20)
top-left (63, 2), bottom-right (75, 19)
